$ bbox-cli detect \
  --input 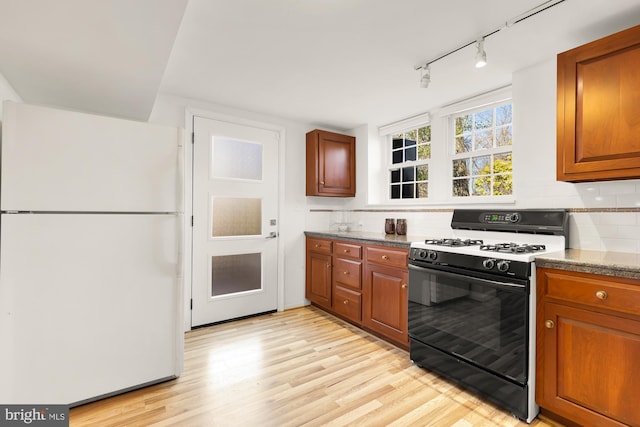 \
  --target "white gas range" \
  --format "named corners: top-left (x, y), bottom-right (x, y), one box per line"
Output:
top-left (407, 209), bottom-right (569, 423)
